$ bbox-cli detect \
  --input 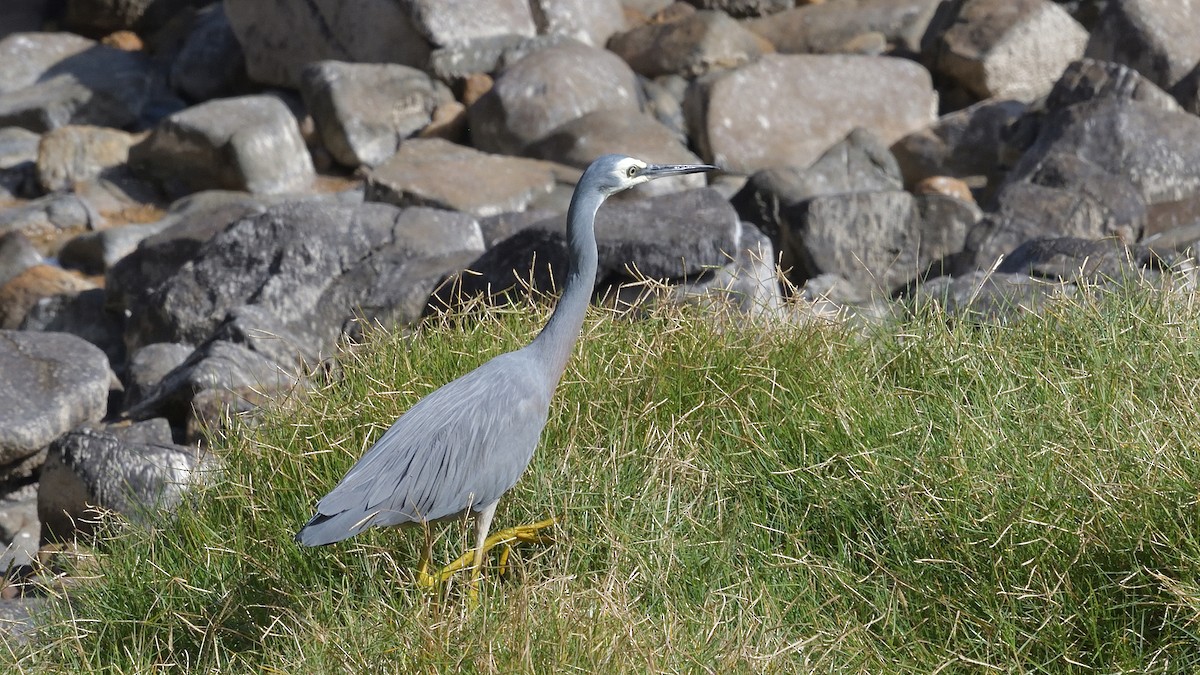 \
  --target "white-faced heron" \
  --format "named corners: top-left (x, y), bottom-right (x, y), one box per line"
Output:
top-left (296, 154), bottom-right (718, 594)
